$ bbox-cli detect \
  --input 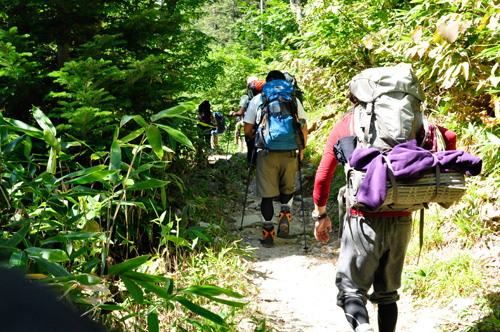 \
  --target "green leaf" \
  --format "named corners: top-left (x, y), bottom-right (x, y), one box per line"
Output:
top-left (124, 178), bottom-right (169, 191)
top-left (109, 139), bottom-right (121, 184)
top-left (203, 294), bottom-right (247, 308)
top-left (133, 279), bottom-right (171, 300)
top-left (25, 247), bottom-right (69, 262)
top-left (147, 311), bottom-right (159, 332)
top-left (65, 170), bottom-right (118, 185)
top-left (6, 224), bottom-right (31, 247)
top-left (56, 165), bottom-right (107, 183)
top-left (486, 132), bottom-right (500, 145)
top-left (9, 251), bottom-right (28, 269)
top-left (156, 124), bottom-right (193, 149)
top-left (0, 113), bottom-right (8, 143)
top-left (43, 130), bottom-right (61, 153)
top-left (121, 276), bottom-right (144, 304)
top-left (121, 271), bottom-right (169, 284)
top-left (107, 255), bottom-right (150, 276)
top-left (2, 134), bottom-right (27, 154)
top-left (146, 125), bottom-right (163, 160)
top-left (99, 304), bottom-right (123, 311)
top-left (173, 296), bottom-right (227, 326)
top-left (30, 256), bottom-right (71, 277)
top-left (163, 235), bottom-right (190, 247)
top-left (3, 118), bottom-right (44, 139)
top-left (120, 115), bottom-right (149, 128)
top-left (160, 186), bottom-right (167, 210)
top-left (119, 128), bottom-right (145, 143)
top-left (42, 232), bottom-right (99, 244)
top-left (33, 107), bottom-right (57, 137)
top-left (24, 135), bottom-right (32, 158)
top-left (150, 101), bottom-right (199, 122)
top-left (47, 147), bottom-right (57, 174)
top-left (179, 285), bottom-right (245, 299)
top-left (50, 274), bottom-right (101, 285)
